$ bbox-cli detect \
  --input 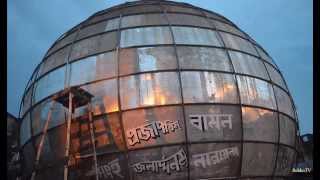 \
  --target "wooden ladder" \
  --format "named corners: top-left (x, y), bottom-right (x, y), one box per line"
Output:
top-left (30, 88), bottom-right (99, 180)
